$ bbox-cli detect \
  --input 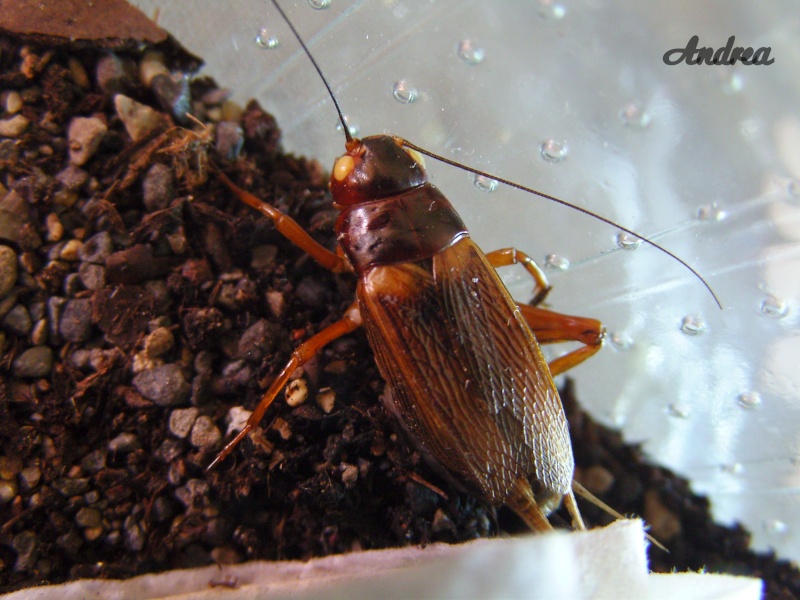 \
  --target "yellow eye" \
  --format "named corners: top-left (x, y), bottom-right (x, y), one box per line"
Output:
top-left (333, 155), bottom-right (355, 181)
